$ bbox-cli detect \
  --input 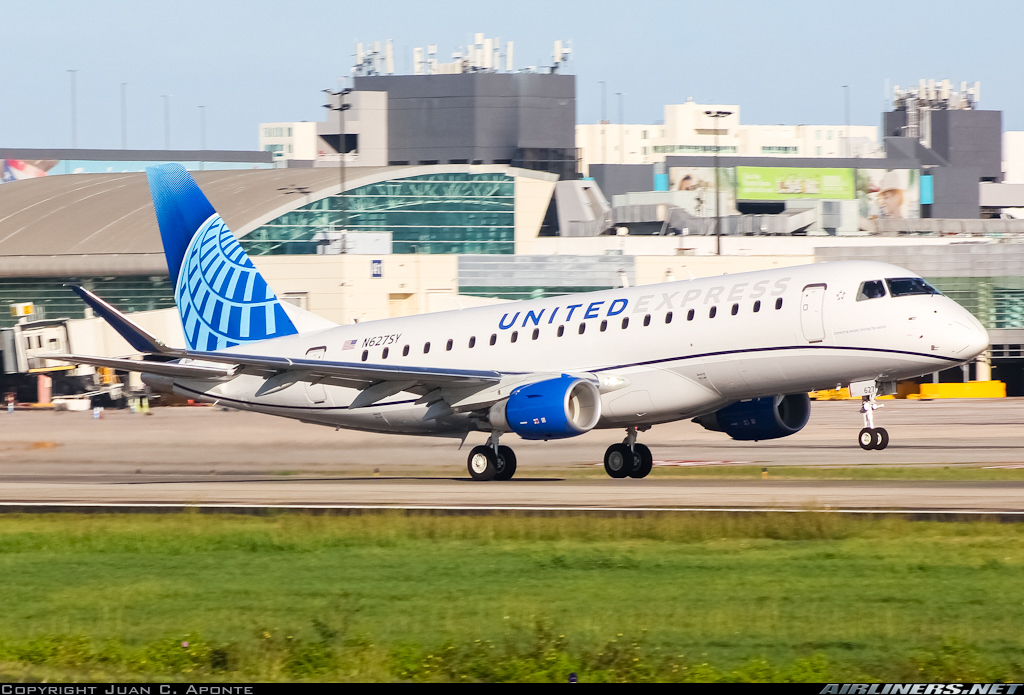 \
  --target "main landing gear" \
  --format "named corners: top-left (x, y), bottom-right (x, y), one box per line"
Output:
top-left (604, 426), bottom-right (653, 479)
top-left (857, 393), bottom-right (889, 451)
top-left (467, 431), bottom-right (517, 481)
